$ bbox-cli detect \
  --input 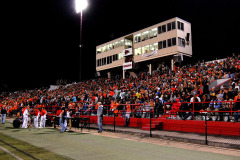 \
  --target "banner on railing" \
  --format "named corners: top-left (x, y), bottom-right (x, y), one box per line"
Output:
top-left (142, 50), bottom-right (157, 57)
